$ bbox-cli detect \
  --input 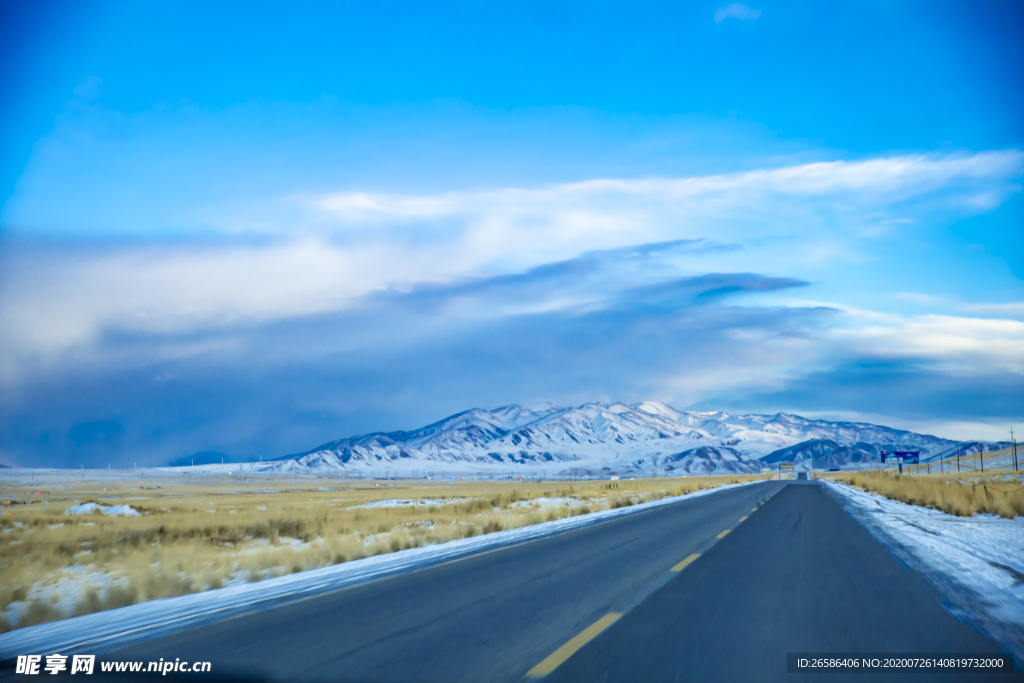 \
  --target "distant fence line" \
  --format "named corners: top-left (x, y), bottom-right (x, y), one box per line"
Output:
top-left (899, 444), bottom-right (1018, 475)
